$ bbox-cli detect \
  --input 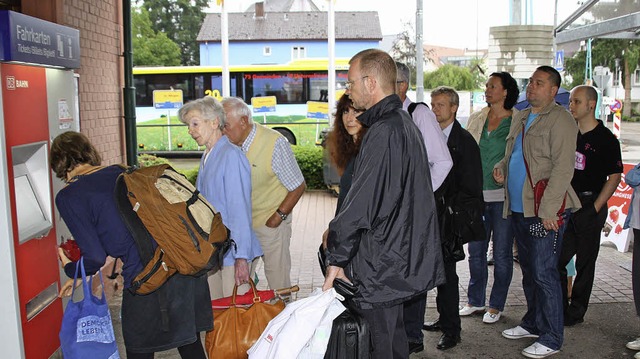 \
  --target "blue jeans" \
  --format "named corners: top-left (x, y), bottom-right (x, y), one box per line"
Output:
top-left (512, 212), bottom-right (567, 350)
top-left (467, 201), bottom-right (514, 311)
